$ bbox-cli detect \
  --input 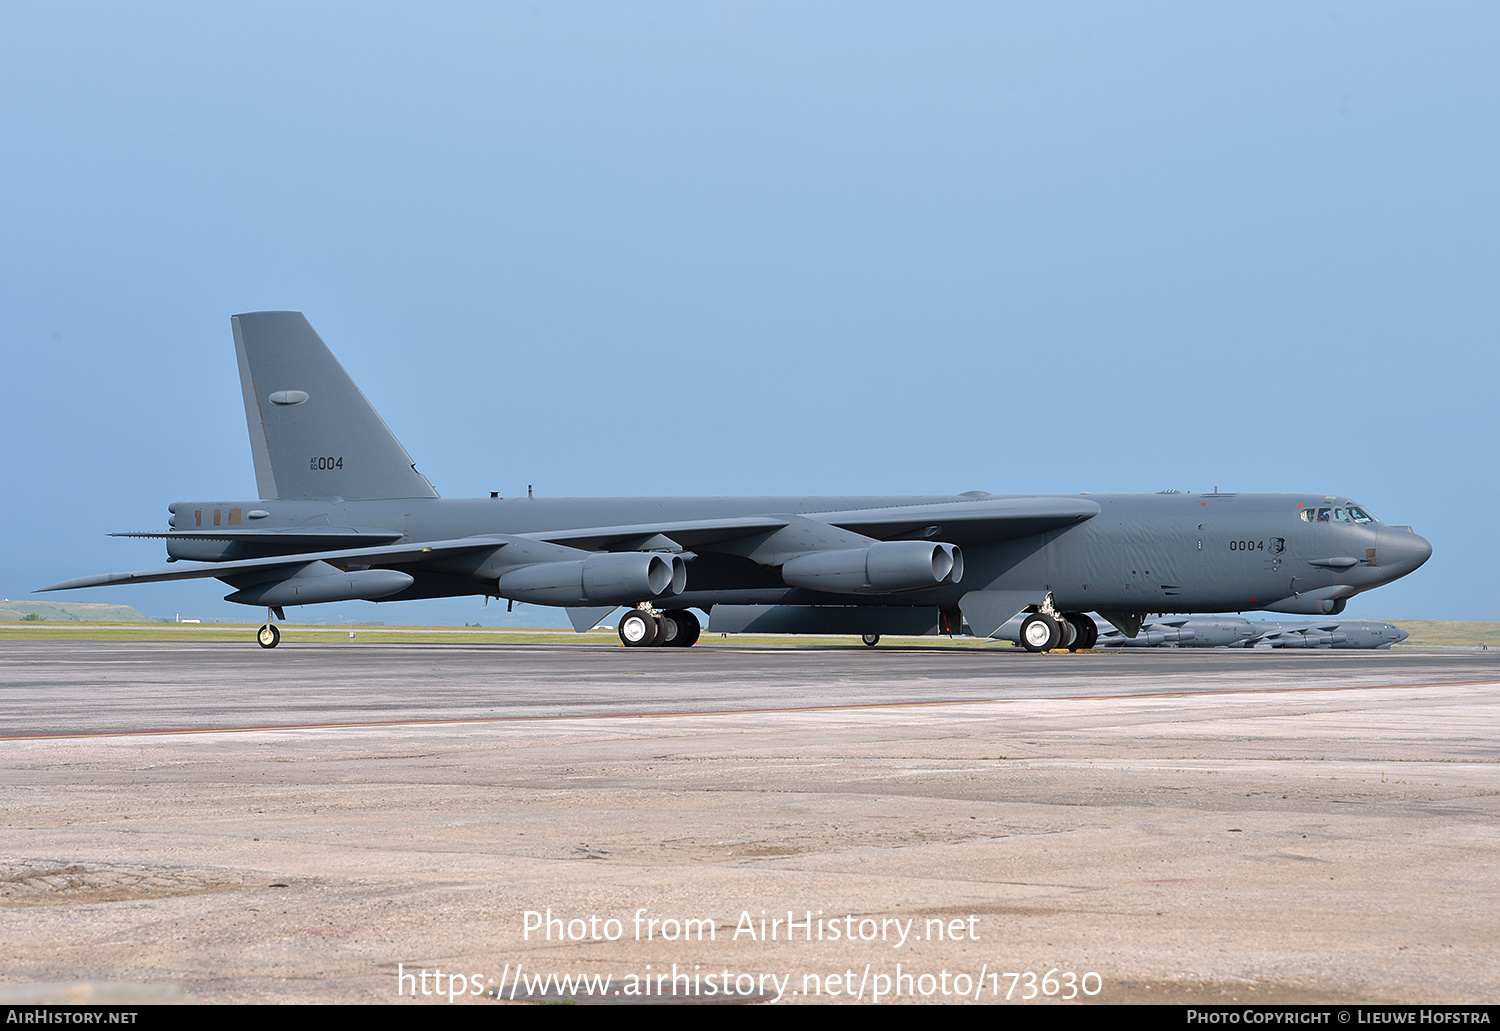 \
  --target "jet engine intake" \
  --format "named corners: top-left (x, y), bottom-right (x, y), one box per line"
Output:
top-left (499, 552), bottom-right (687, 606)
top-left (781, 541), bottom-right (962, 594)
